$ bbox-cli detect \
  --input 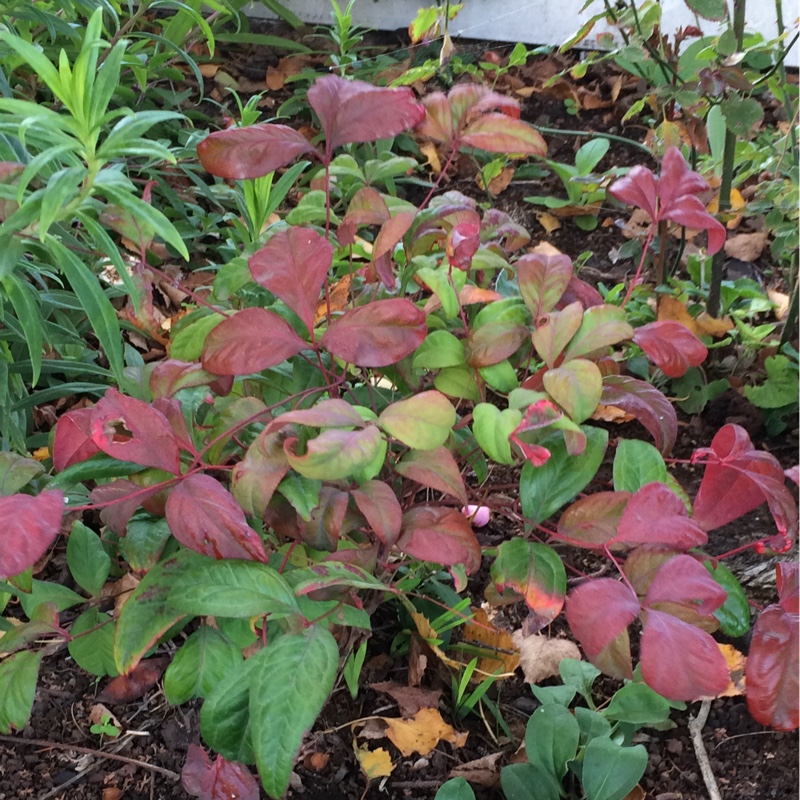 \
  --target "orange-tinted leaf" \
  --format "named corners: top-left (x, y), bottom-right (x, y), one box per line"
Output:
top-left (383, 708), bottom-right (468, 756)
top-left (98, 657), bottom-right (168, 703)
top-left (517, 252), bottom-right (573, 320)
top-left (466, 321), bottom-right (528, 367)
